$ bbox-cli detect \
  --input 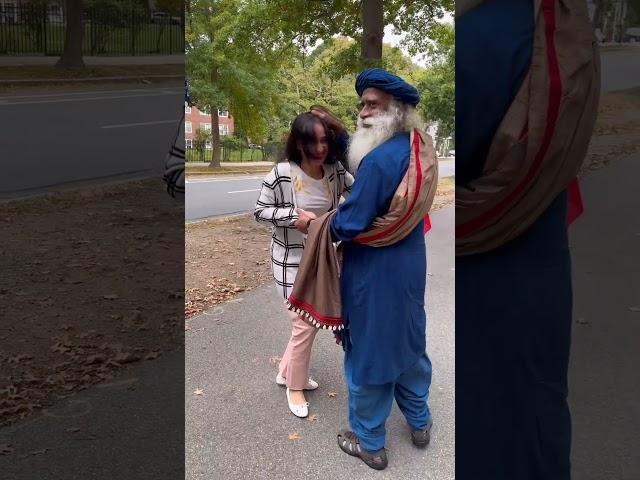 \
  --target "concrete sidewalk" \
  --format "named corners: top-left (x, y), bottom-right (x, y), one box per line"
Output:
top-left (185, 206), bottom-right (454, 480)
top-left (1, 349), bottom-right (185, 480)
top-left (0, 55), bottom-right (184, 66)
